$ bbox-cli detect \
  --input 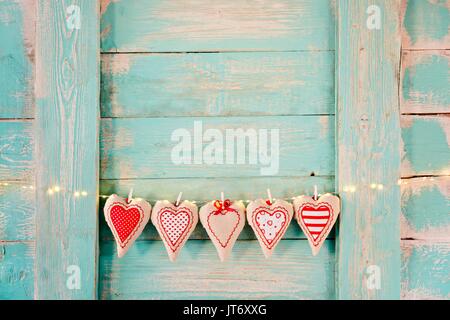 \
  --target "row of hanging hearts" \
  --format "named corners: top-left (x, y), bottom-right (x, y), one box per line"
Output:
top-left (104, 193), bottom-right (340, 261)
